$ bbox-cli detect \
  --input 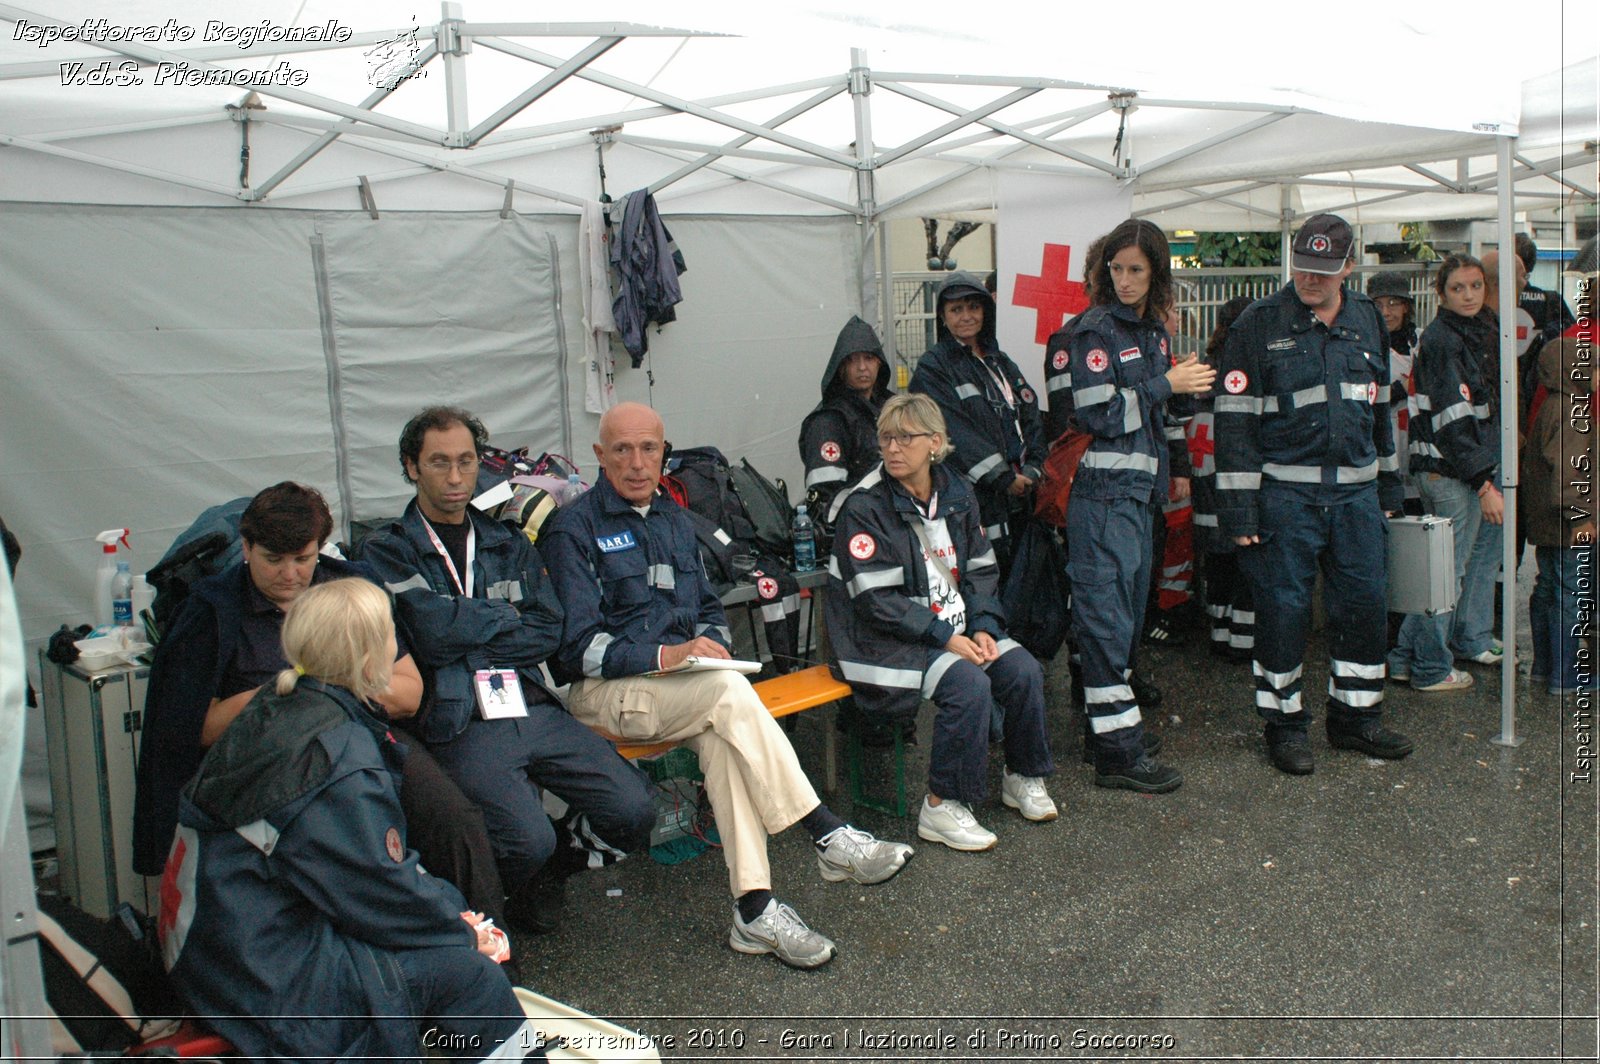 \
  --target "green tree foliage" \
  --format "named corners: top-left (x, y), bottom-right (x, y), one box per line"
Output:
top-left (1398, 221), bottom-right (1440, 262)
top-left (1184, 232), bottom-right (1282, 268)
